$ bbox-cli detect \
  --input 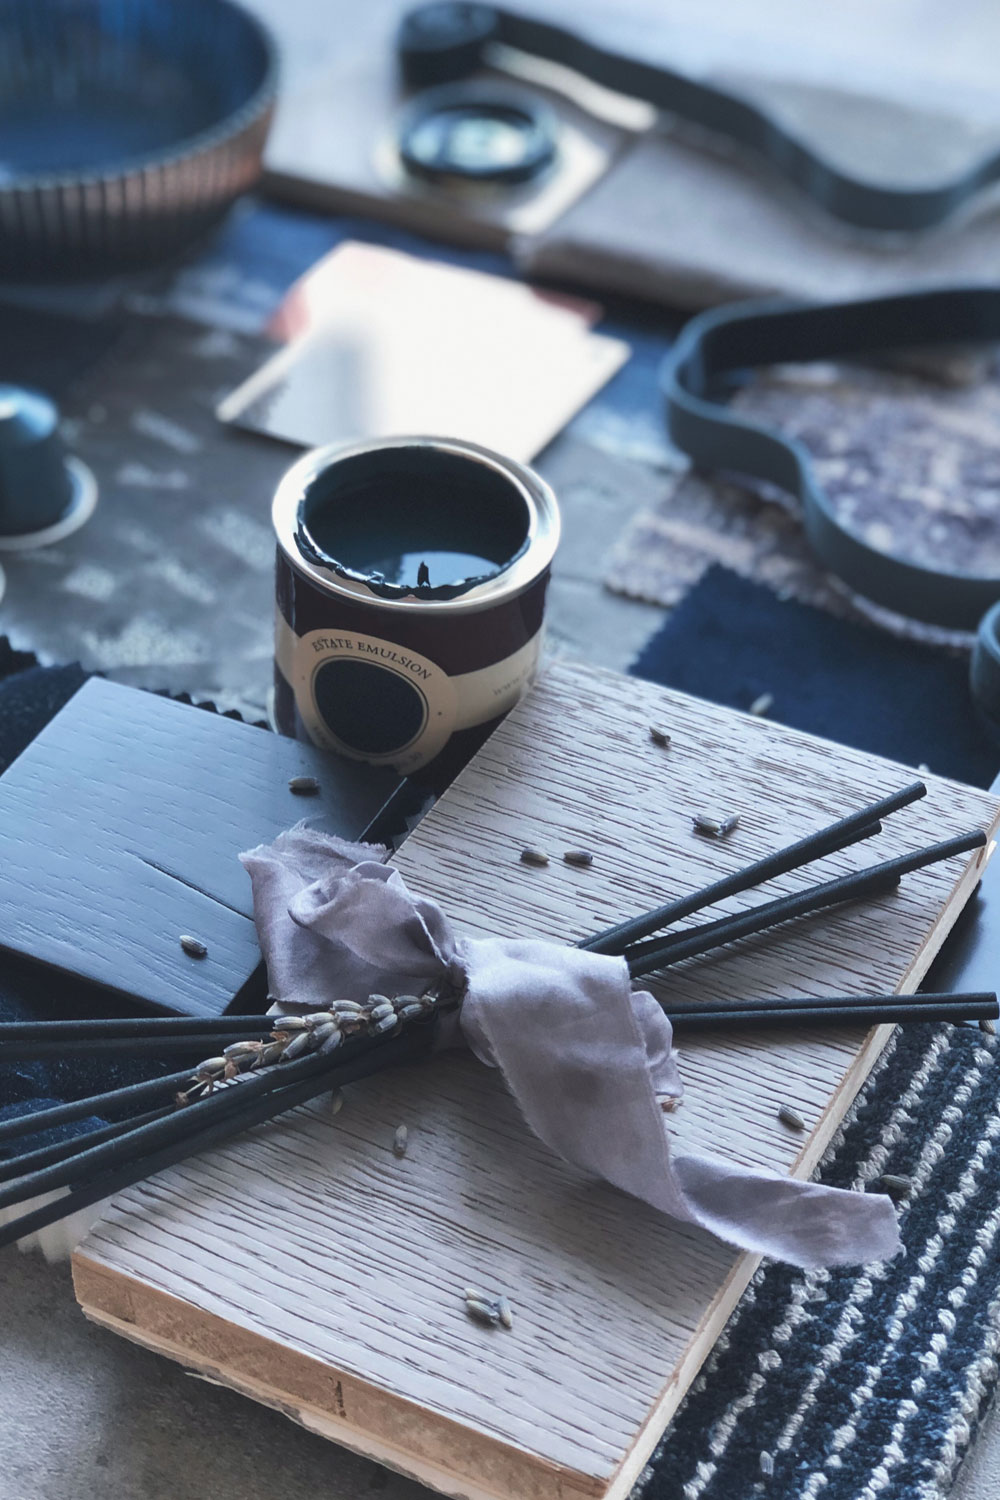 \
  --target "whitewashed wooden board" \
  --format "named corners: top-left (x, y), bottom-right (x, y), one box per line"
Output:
top-left (73, 660), bottom-right (999, 1500)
